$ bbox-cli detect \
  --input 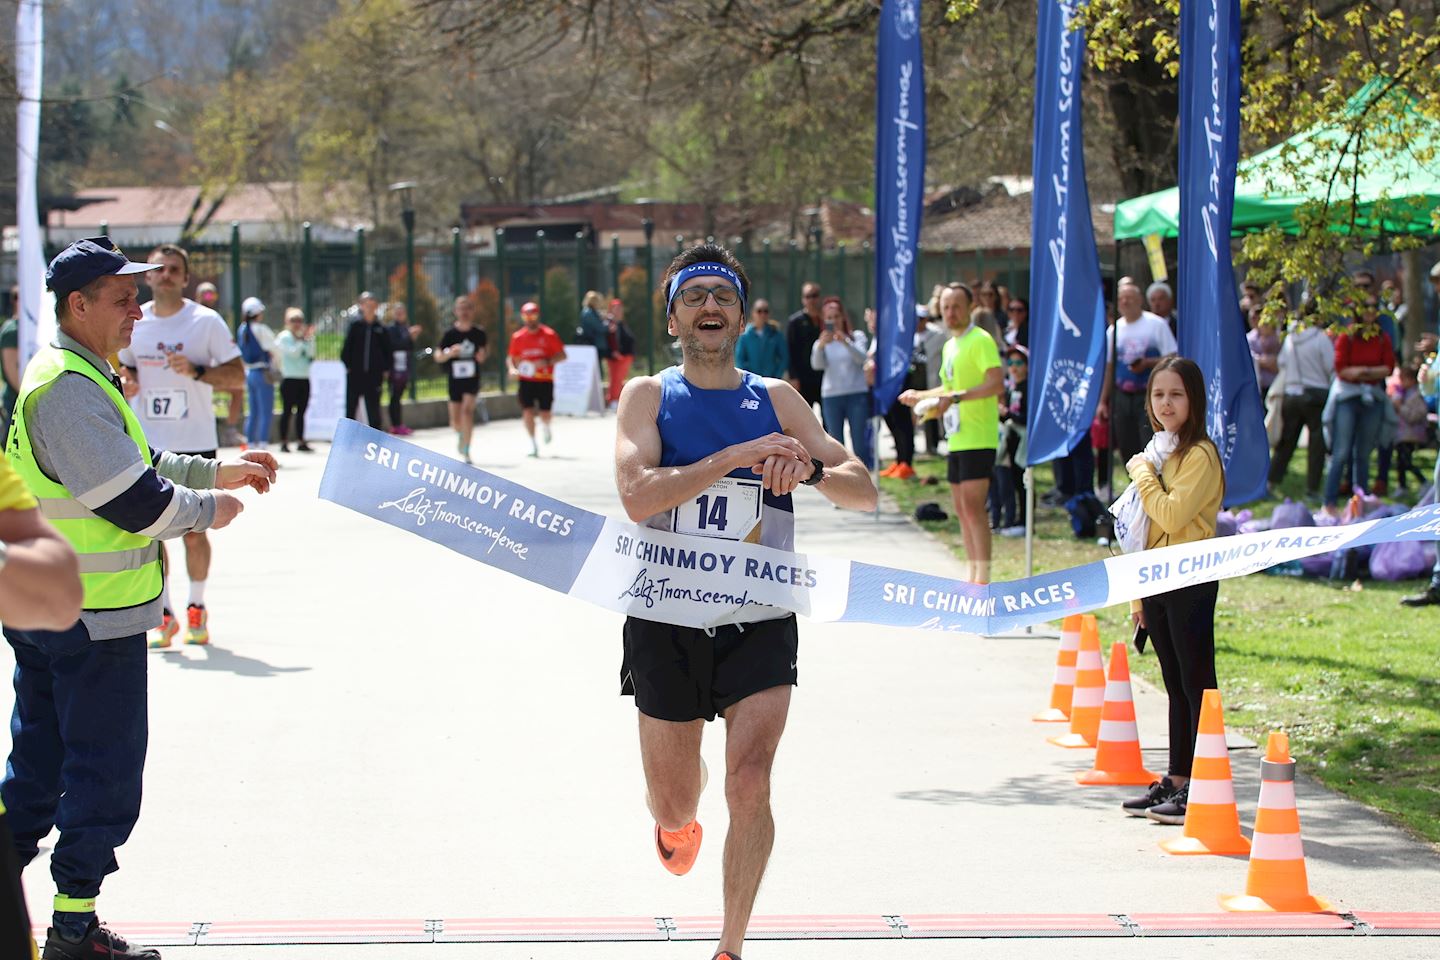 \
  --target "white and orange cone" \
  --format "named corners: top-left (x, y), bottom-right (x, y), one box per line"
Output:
top-left (1221, 732), bottom-right (1332, 912)
top-left (1162, 689), bottom-right (1250, 855)
top-left (1033, 614), bottom-right (1081, 722)
top-left (1047, 615), bottom-right (1103, 749)
top-left (1077, 642), bottom-right (1158, 785)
